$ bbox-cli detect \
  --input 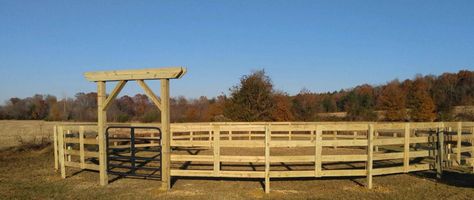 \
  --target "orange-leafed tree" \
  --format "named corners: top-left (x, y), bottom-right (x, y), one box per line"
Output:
top-left (407, 78), bottom-right (436, 121)
top-left (377, 80), bottom-right (407, 121)
top-left (271, 92), bottom-right (294, 121)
